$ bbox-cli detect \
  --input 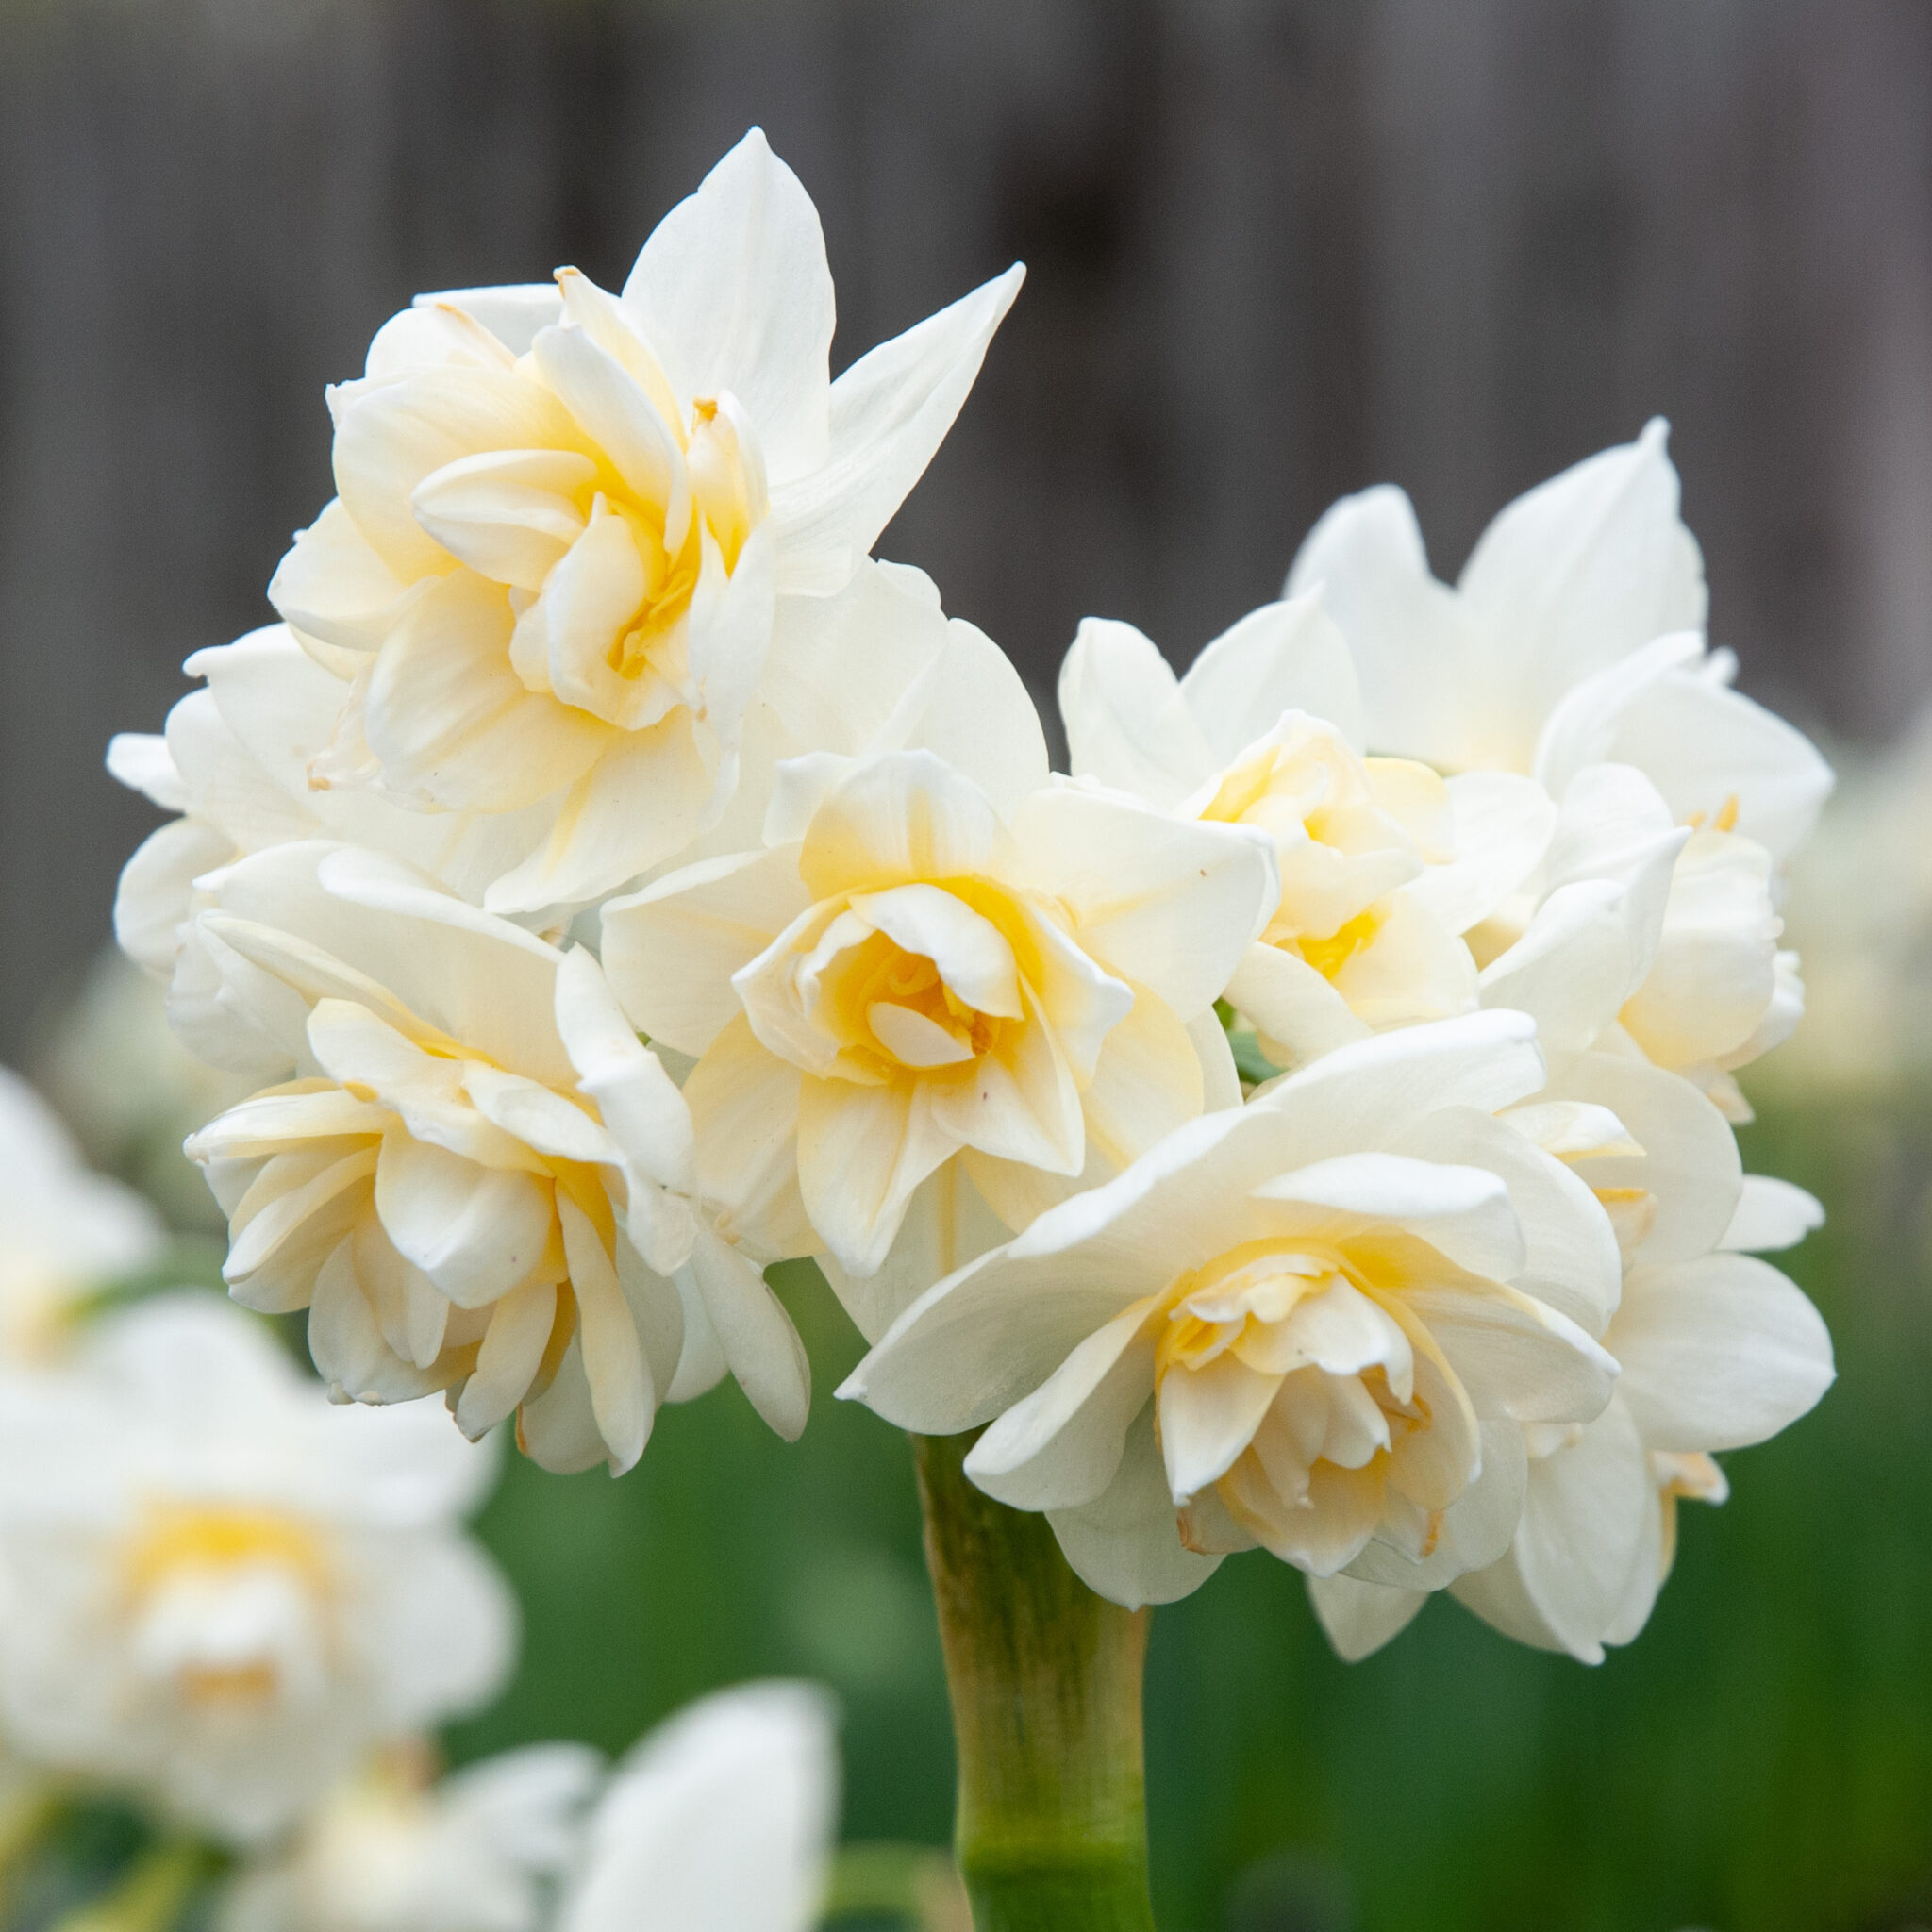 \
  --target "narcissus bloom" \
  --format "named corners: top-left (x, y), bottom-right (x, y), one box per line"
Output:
top-left (602, 717), bottom-right (1278, 1337)
top-left (1288, 421), bottom-right (1832, 860)
top-left (0, 1297), bottom-right (512, 1843)
top-left (558, 1683), bottom-right (837, 1932)
top-left (182, 841), bottom-right (807, 1472)
top-left (1058, 597), bottom-right (1552, 1071)
top-left (0, 1067), bottom-right (165, 1360)
top-left (219, 1740), bottom-right (601, 1932)
top-left (1312, 1174), bottom-right (1832, 1663)
top-left (267, 129), bottom-right (1021, 914)
top-left (844, 1013), bottom-right (1620, 1608)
